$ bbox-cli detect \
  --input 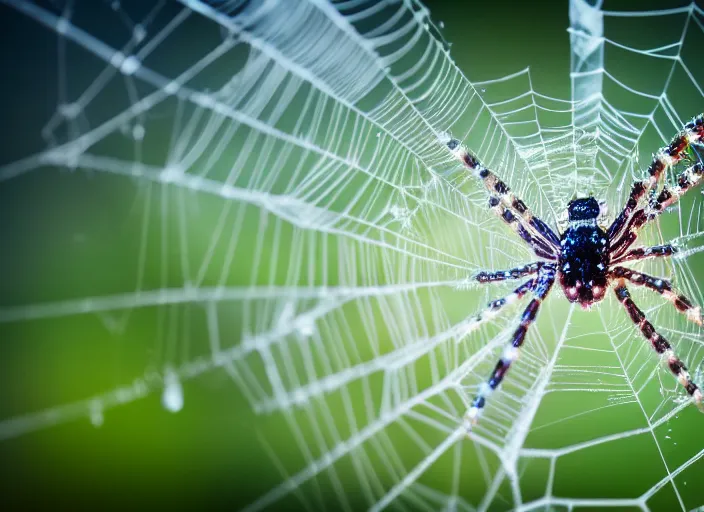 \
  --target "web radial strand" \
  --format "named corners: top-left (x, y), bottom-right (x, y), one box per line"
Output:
top-left (0, 0), bottom-right (703, 511)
